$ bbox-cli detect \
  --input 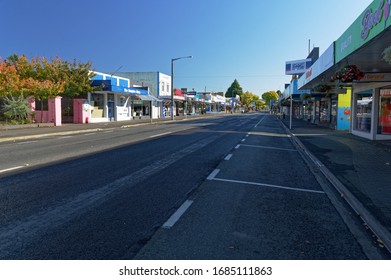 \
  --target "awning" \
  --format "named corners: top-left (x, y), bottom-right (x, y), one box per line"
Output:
top-left (131, 95), bottom-right (163, 102)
